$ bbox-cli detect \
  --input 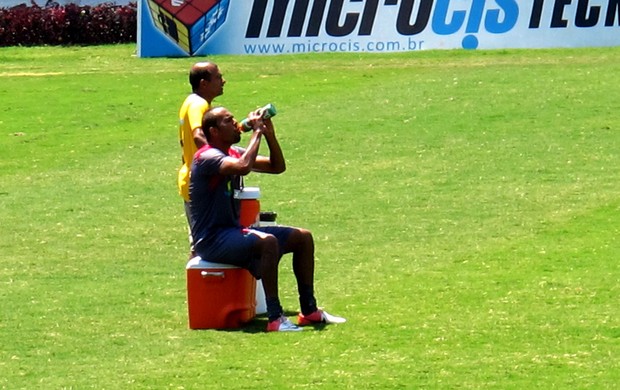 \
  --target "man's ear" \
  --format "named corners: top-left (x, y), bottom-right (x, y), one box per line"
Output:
top-left (199, 78), bottom-right (210, 89)
top-left (207, 125), bottom-right (217, 139)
